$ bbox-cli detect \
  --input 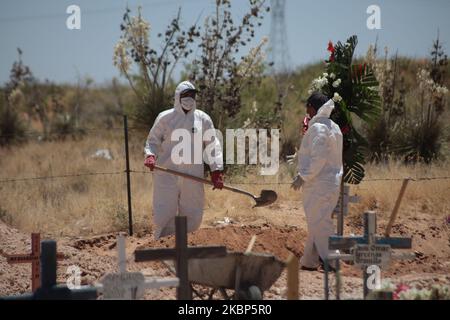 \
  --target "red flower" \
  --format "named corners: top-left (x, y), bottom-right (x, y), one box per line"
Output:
top-left (341, 125), bottom-right (351, 135)
top-left (302, 116), bottom-right (310, 135)
top-left (327, 41), bottom-right (335, 62)
top-left (393, 283), bottom-right (411, 300)
top-left (327, 41), bottom-right (335, 54)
